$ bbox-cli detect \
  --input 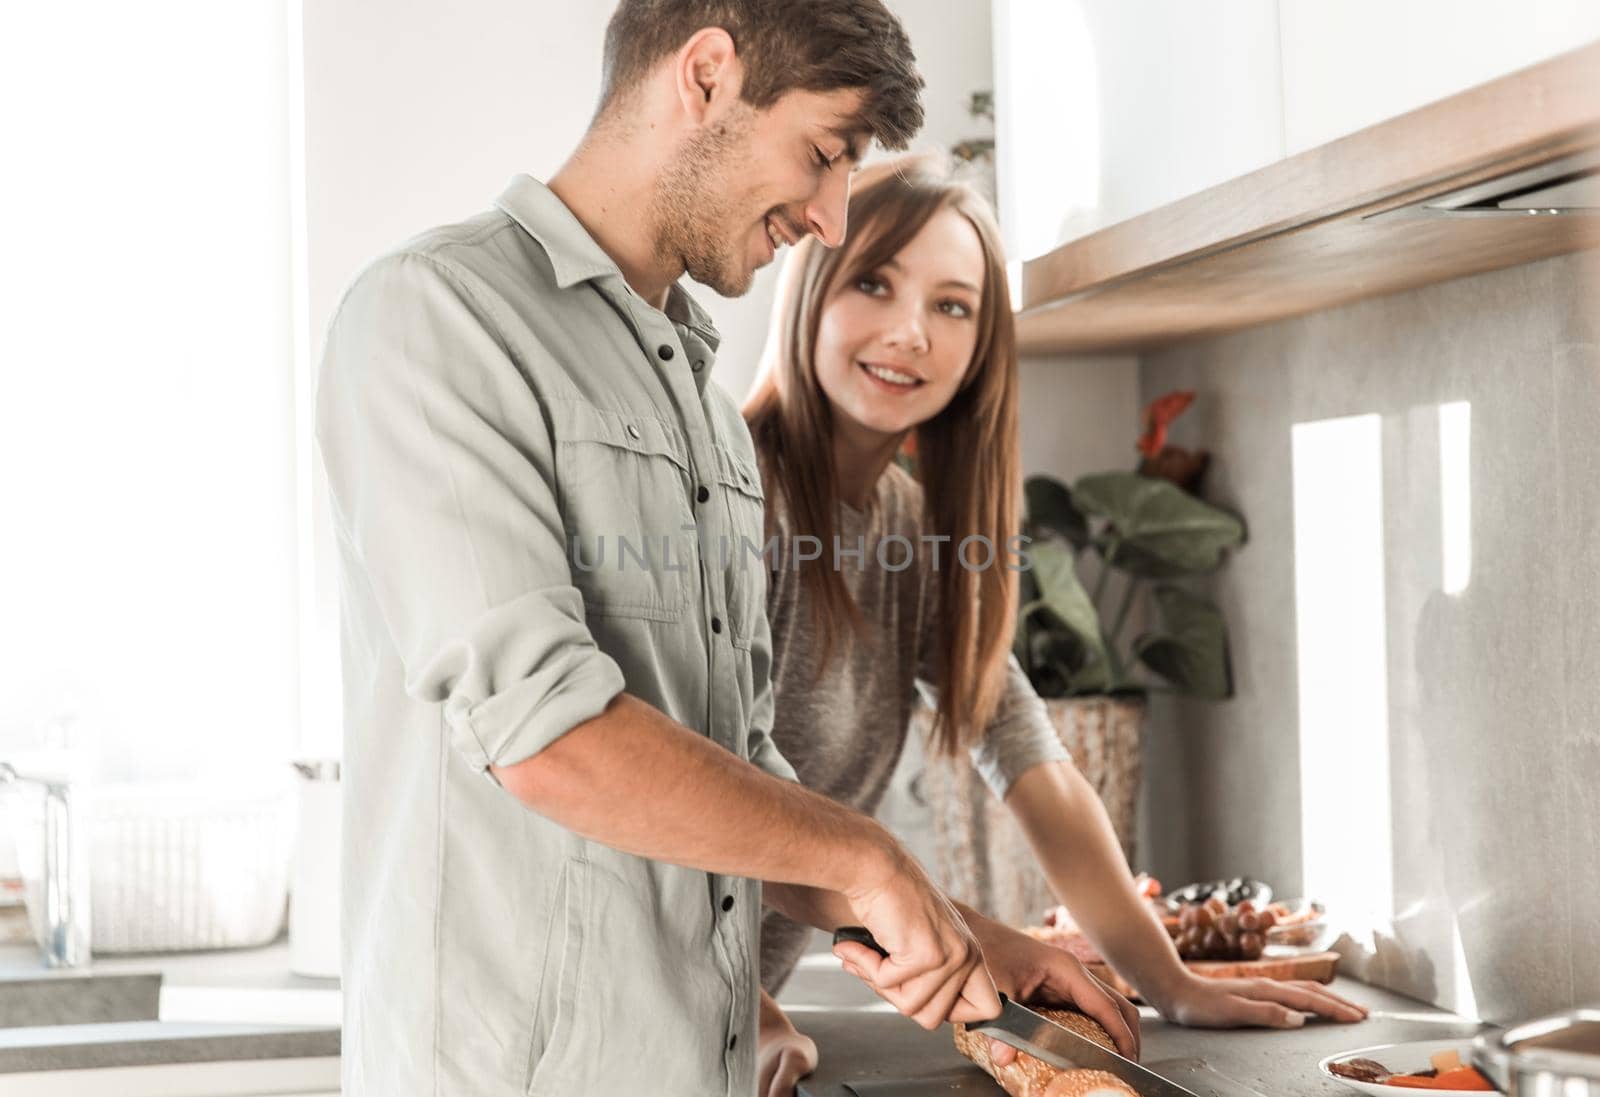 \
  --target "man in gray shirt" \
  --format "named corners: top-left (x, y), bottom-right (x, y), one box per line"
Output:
top-left (316, 3), bottom-right (1010, 1095)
